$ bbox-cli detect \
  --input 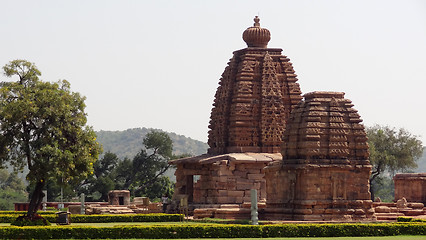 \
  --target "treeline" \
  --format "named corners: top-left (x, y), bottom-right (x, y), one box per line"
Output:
top-left (96, 128), bottom-right (208, 159)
